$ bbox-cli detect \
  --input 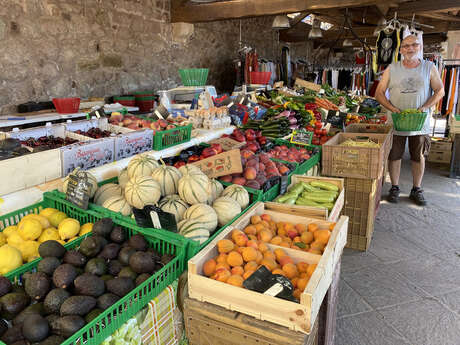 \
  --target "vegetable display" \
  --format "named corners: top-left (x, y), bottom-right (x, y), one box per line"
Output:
top-left (340, 138), bottom-right (381, 148)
